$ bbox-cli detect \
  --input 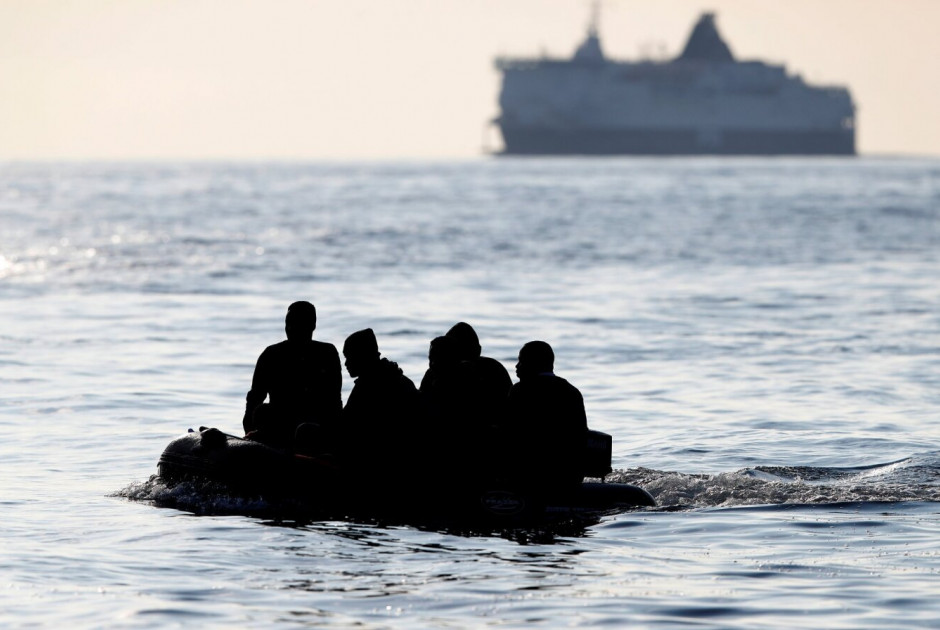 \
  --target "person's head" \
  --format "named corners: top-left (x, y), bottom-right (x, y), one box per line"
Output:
top-left (516, 340), bottom-right (554, 380)
top-left (446, 322), bottom-right (482, 361)
top-left (343, 328), bottom-right (380, 377)
top-left (285, 301), bottom-right (317, 342)
top-left (428, 335), bottom-right (459, 373)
